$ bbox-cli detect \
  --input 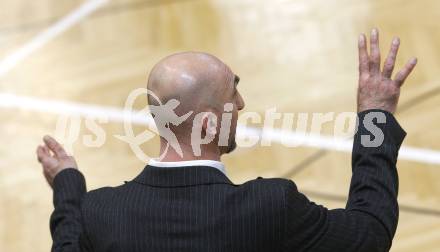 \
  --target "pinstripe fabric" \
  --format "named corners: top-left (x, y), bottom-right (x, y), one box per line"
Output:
top-left (50, 110), bottom-right (405, 252)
